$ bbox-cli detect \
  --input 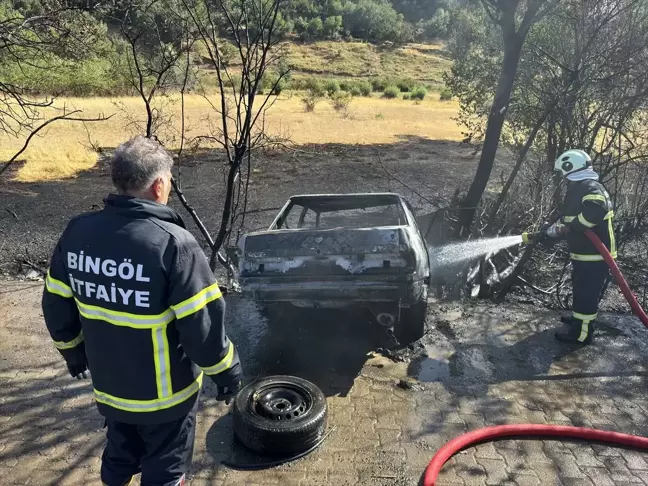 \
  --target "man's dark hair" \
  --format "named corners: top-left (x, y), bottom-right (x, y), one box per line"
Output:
top-left (110, 136), bottom-right (174, 193)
